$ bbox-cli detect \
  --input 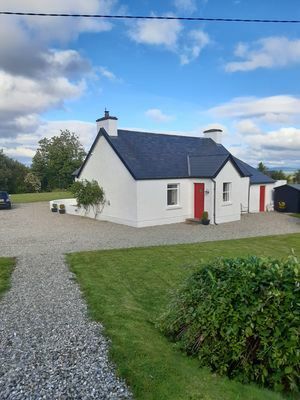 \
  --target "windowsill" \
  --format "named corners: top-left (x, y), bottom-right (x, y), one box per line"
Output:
top-left (222, 202), bottom-right (232, 206)
top-left (166, 205), bottom-right (182, 210)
